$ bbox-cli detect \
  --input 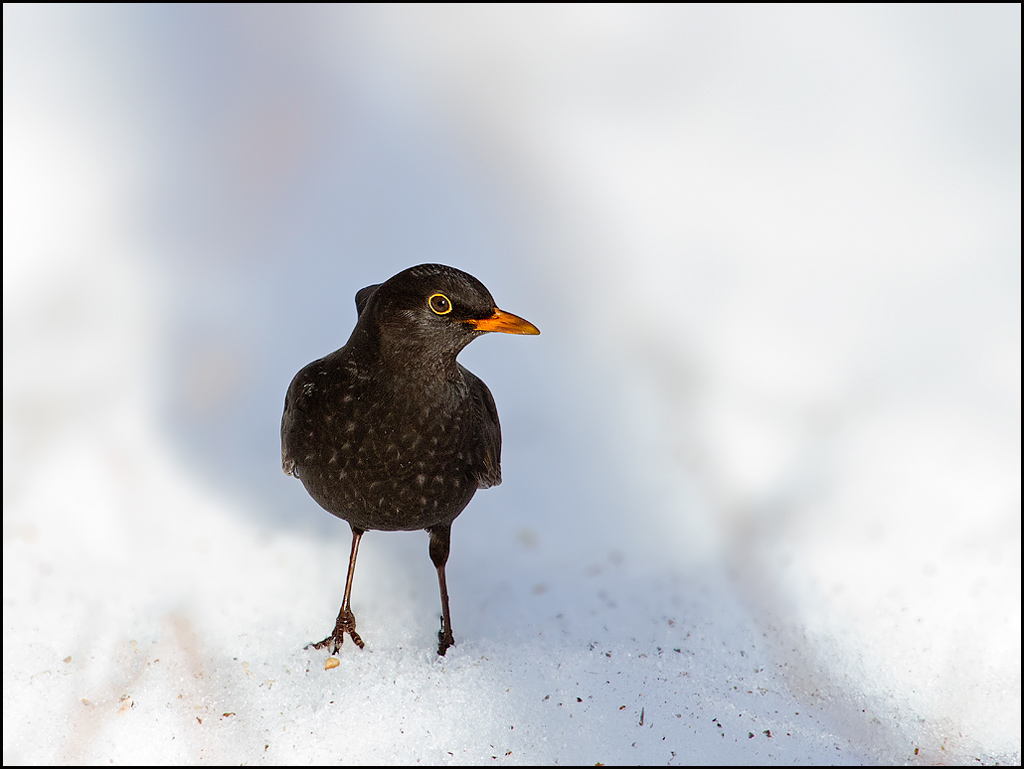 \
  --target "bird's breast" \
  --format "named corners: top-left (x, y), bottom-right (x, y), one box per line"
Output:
top-left (289, 372), bottom-right (481, 531)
